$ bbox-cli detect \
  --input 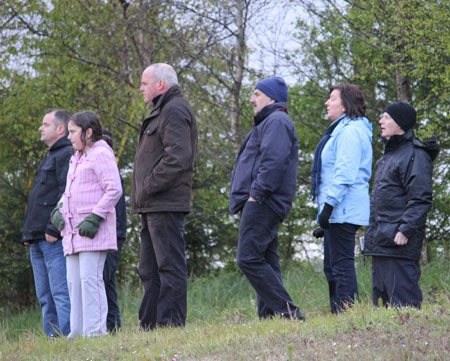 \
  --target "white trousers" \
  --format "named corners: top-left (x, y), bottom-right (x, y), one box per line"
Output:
top-left (66, 251), bottom-right (107, 337)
